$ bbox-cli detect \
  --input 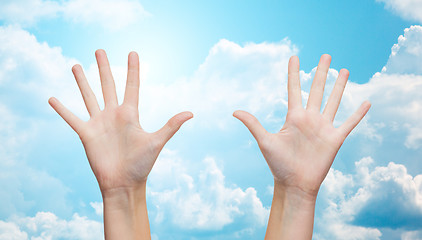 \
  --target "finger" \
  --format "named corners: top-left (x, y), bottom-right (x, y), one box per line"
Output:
top-left (123, 51), bottom-right (140, 108)
top-left (72, 64), bottom-right (101, 116)
top-left (48, 97), bottom-right (84, 133)
top-left (288, 56), bottom-right (302, 110)
top-left (154, 111), bottom-right (194, 147)
top-left (338, 101), bottom-right (371, 139)
top-left (307, 54), bottom-right (332, 111)
top-left (322, 69), bottom-right (349, 122)
top-left (95, 49), bottom-right (118, 107)
top-left (233, 110), bottom-right (268, 142)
